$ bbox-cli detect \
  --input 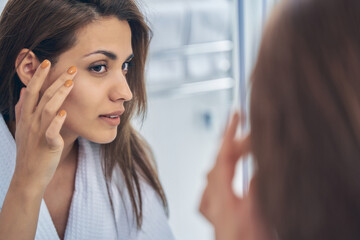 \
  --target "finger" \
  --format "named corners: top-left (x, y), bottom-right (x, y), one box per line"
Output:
top-left (36, 66), bottom-right (77, 115)
top-left (199, 185), bottom-right (210, 220)
top-left (21, 60), bottom-right (51, 118)
top-left (39, 79), bottom-right (74, 129)
top-left (224, 112), bottom-right (240, 143)
top-left (239, 110), bottom-right (247, 129)
top-left (15, 88), bottom-right (26, 126)
top-left (45, 110), bottom-right (67, 150)
top-left (216, 134), bottom-right (250, 174)
top-left (232, 134), bottom-right (251, 162)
